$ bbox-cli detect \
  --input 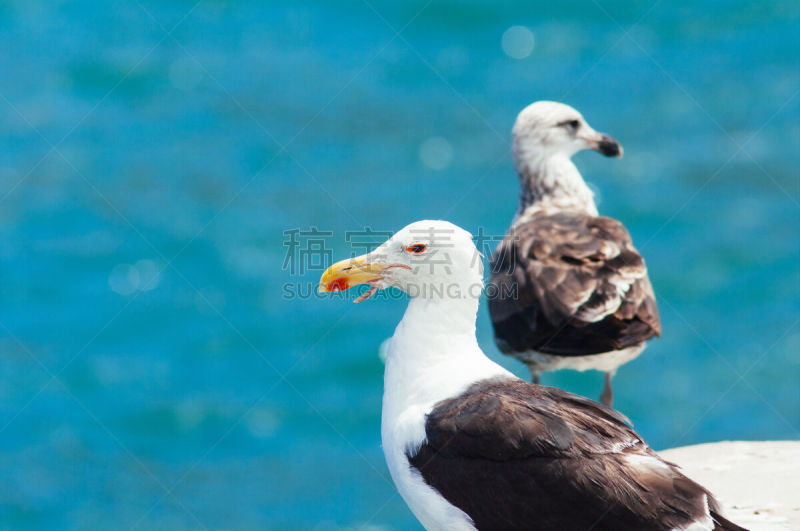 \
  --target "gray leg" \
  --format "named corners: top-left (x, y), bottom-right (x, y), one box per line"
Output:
top-left (600, 371), bottom-right (614, 407)
top-left (529, 366), bottom-right (541, 385)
